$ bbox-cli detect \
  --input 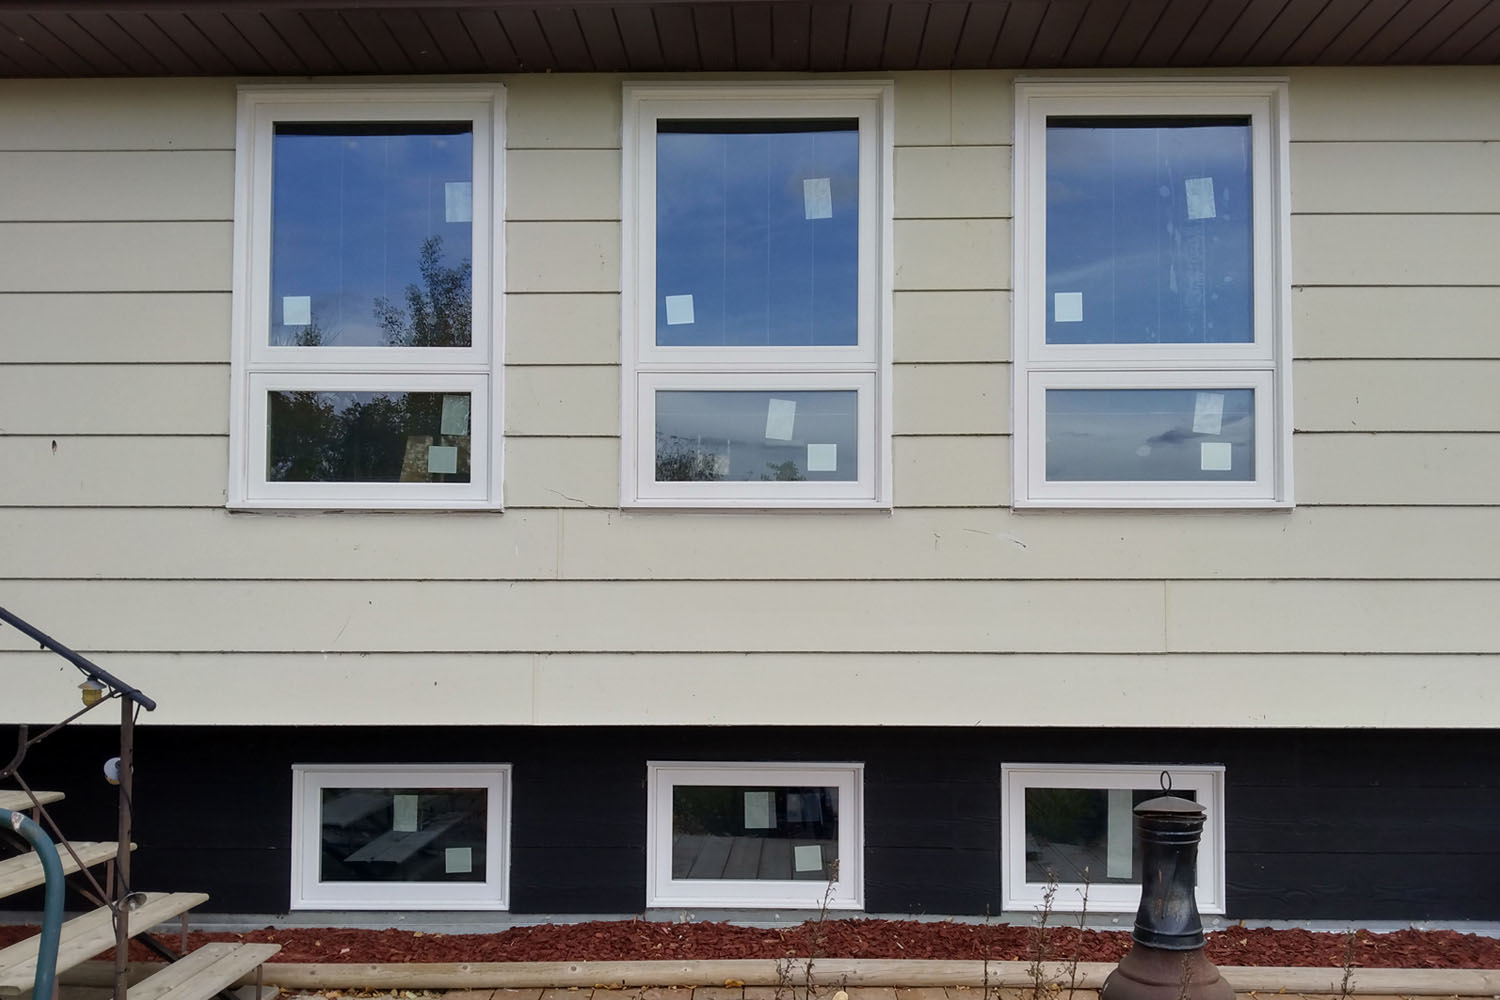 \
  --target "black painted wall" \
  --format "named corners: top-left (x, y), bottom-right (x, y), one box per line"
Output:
top-left (2, 725), bottom-right (1497, 920)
